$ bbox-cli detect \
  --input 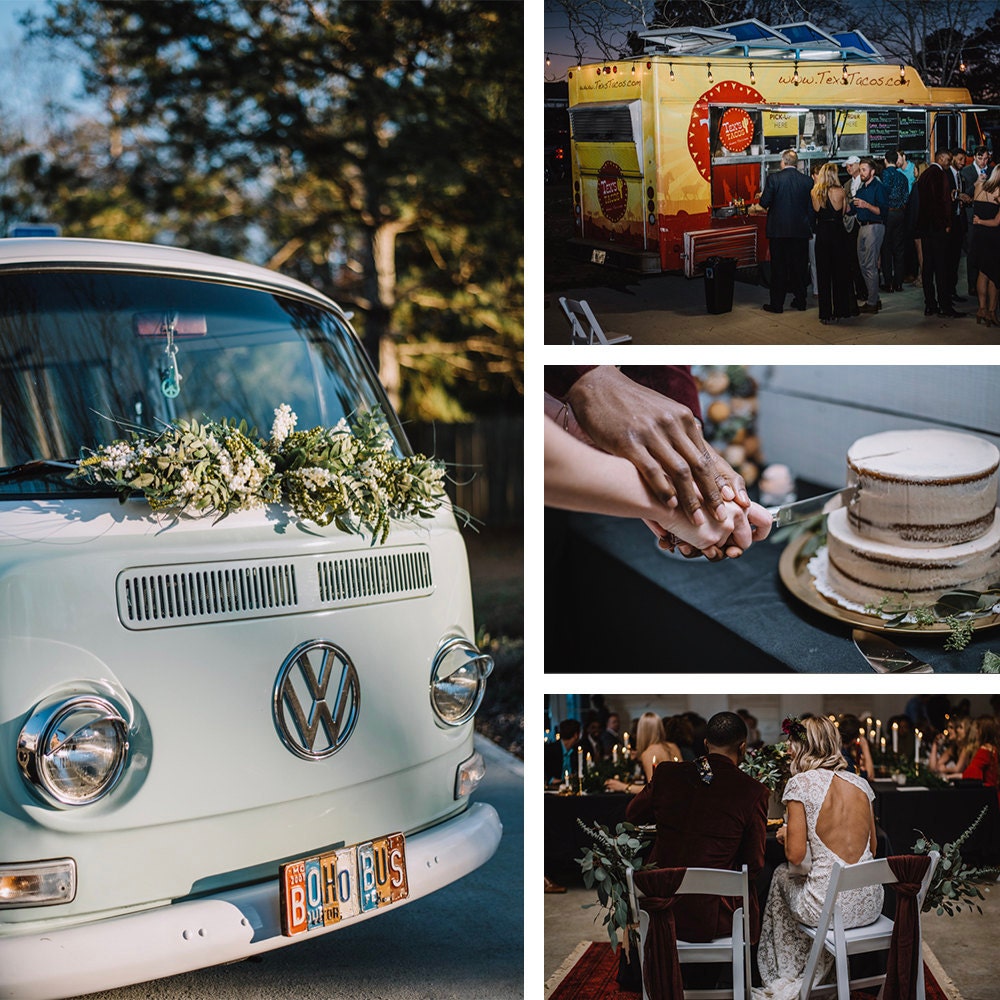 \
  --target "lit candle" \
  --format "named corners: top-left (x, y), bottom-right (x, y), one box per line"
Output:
top-left (915, 730), bottom-right (921, 764)
top-left (586, 752), bottom-right (593, 772)
top-left (624, 731), bottom-right (630, 751)
top-left (673, 755), bottom-right (679, 762)
top-left (613, 745), bottom-right (619, 765)
top-left (876, 719), bottom-right (882, 744)
top-left (866, 716), bottom-right (873, 731)
top-left (652, 755), bottom-right (657, 769)
top-left (564, 769), bottom-right (569, 787)
top-left (869, 729), bottom-right (876, 742)
top-left (858, 727), bottom-right (864, 738)
top-left (555, 730), bottom-right (560, 743)
top-left (578, 745), bottom-right (583, 780)
top-left (545, 728), bottom-right (550, 742)
top-left (880, 736), bottom-right (886, 754)
top-left (892, 722), bottom-right (899, 754)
